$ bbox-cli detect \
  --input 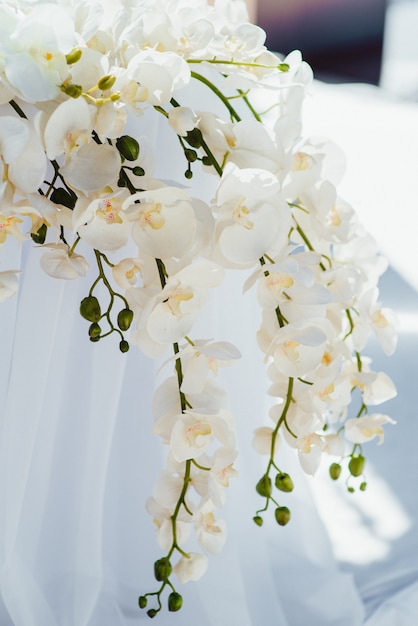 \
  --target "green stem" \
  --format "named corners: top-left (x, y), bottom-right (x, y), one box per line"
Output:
top-left (191, 71), bottom-right (241, 122)
top-left (188, 59), bottom-right (289, 71)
